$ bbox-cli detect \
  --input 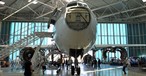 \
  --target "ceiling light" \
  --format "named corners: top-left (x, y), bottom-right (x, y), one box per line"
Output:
top-left (28, 0), bottom-right (38, 4)
top-left (32, 0), bottom-right (38, 4)
top-left (142, 0), bottom-right (146, 2)
top-left (28, 0), bottom-right (31, 2)
top-left (0, 0), bottom-right (5, 5)
top-left (65, 0), bottom-right (76, 2)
